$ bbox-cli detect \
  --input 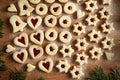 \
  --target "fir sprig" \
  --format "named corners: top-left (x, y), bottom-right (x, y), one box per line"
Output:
top-left (9, 70), bottom-right (26, 80)
top-left (0, 20), bottom-right (3, 38)
top-left (0, 60), bottom-right (7, 71)
top-left (38, 77), bottom-right (45, 80)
